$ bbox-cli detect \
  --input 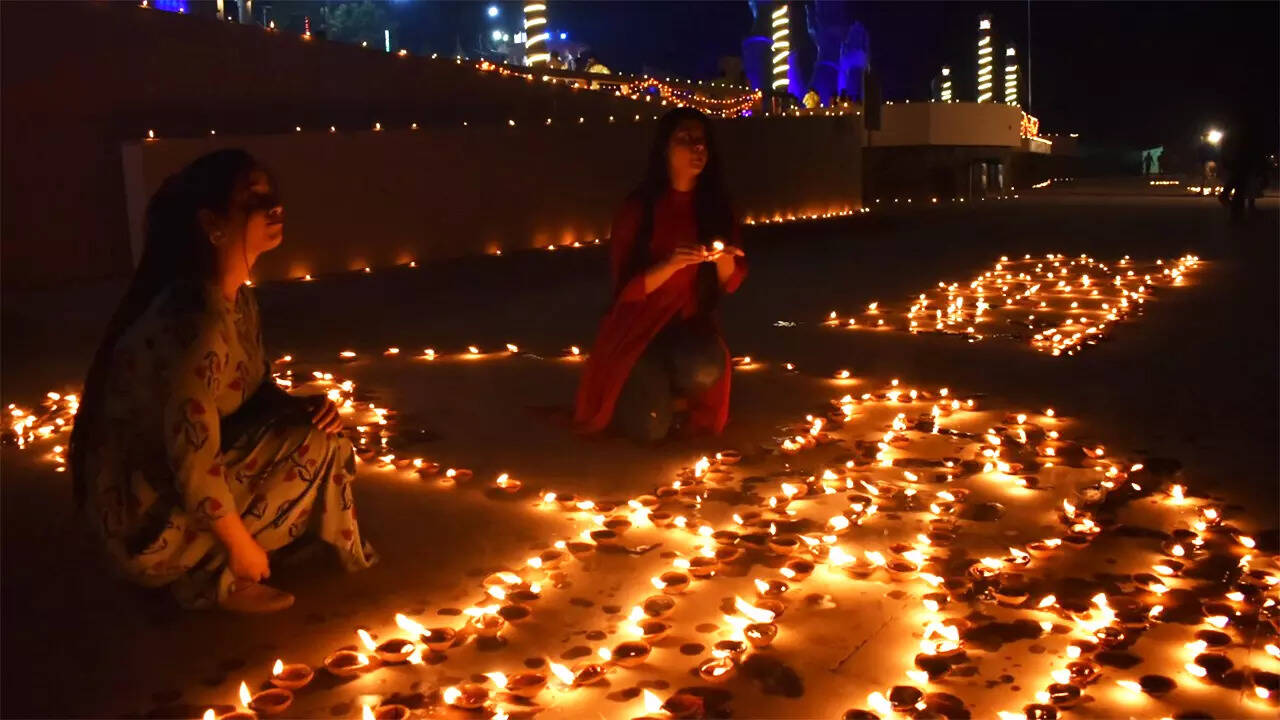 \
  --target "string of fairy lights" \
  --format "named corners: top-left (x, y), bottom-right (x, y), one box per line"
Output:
top-left (6, 342), bottom-right (1275, 719)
